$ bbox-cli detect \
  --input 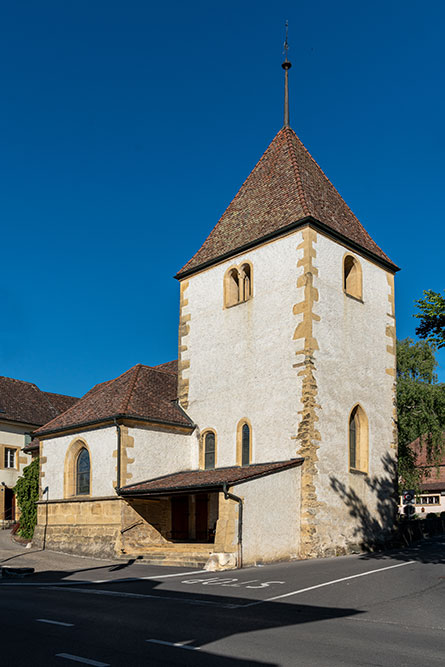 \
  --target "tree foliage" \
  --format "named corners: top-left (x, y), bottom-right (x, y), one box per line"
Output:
top-left (414, 290), bottom-right (445, 349)
top-left (397, 339), bottom-right (445, 491)
top-left (13, 457), bottom-right (39, 539)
